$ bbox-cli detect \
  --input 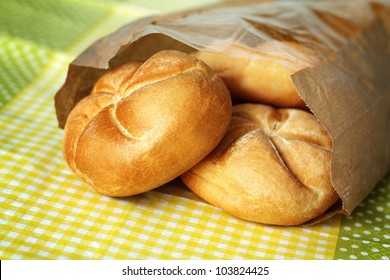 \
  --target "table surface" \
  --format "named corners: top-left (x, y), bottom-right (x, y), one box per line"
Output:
top-left (0, 0), bottom-right (389, 260)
